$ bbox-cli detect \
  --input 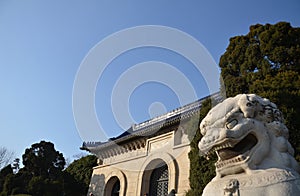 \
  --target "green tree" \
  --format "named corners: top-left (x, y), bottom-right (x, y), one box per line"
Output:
top-left (11, 158), bottom-right (20, 174)
top-left (27, 176), bottom-right (63, 196)
top-left (0, 164), bottom-right (13, 193)
top-left (188, 22), bottom-right (300, 194)
top-left (22, 141), bottom-right (66, 179)
top-left (219, 21), bottom-right (300, 161)
top-left (0, 141), bottom-right (97, 196)
top-left (186, 98), bottom-right (217, 195)
top-left (1, 141), bottom-right (66, 196)
top-left (0, 169), bottom-right (32, 196)
top-left (64, 155), bottom-right (97, 196)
